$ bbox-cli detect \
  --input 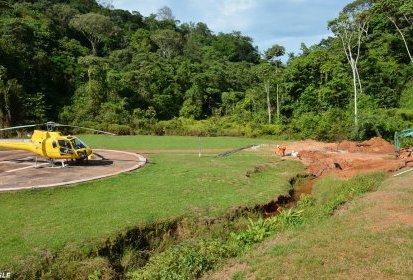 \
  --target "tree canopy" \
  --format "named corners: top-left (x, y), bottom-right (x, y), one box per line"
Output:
top-left (0, 0), bottom-right (412, 140)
